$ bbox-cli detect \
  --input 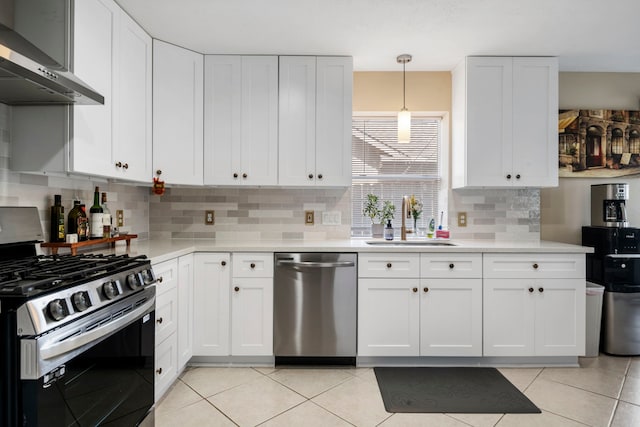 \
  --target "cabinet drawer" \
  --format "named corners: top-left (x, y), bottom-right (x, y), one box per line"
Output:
top-left (483, 253), bottom-right (585, 279)
top-left (232, 253), bottom-right (274, 277)
top-left (358, 253), bottom-right (420, 278)
top-left (152, 258), bottom-right (178, 296)
top-left (420, 253), bottom-right (482, 278)
top-left (155, 286), bottom-right (178, 344)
